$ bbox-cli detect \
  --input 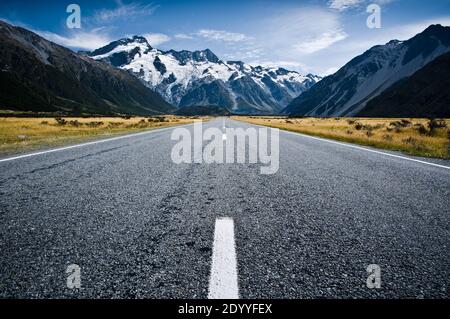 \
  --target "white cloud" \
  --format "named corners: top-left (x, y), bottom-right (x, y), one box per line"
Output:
top-left (308, 16), bottom-right (450, 75)
top-left (328, 0), bottom-right (395, 11)
top-left (174, 33), bottom-right (194, 40)
top-left (223, 47), bottom-right (264, 60)
top-left (94, 2), bottom-right (158, 22)
top-left (323, 67), bottom-right (339, 75)
top-left (328, 0), bottom-right (362, 11)
top-left (394, 17), bottom-right (450, 39)
top-left (294, 29), bottom-right (348, 54)
top-left (195, 29), bottom-right (251, 42)
top-left (172, 29), bottom-right (251, 43)
top-left (334, 16), bottom-right (450, 55)
top-left (261, 8), bottom-right (347, 55)
top-left (143, 33), bottom-right (170, 46)
top-left (36, 29), bottom-right (112, 50)
top-left (373, 0), bottom-right (395, 5)
top-left (249, 60), bottom-right (306, 69)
